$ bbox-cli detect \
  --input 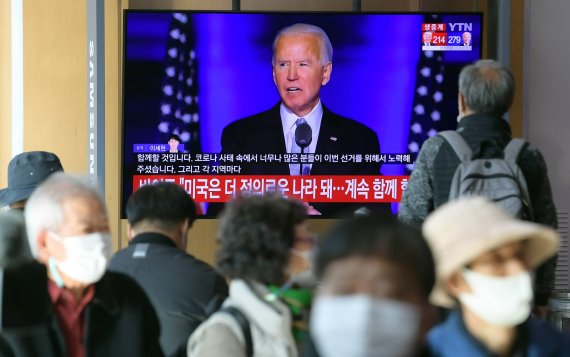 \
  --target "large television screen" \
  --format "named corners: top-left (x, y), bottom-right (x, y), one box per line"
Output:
top-left (122, 11), bottom-right (482, 217)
